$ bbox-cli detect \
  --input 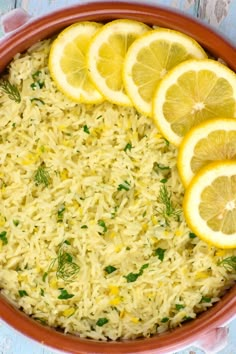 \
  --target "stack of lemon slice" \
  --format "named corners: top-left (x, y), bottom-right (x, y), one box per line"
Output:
top-left (48, 19), bottom-right (236, 250)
